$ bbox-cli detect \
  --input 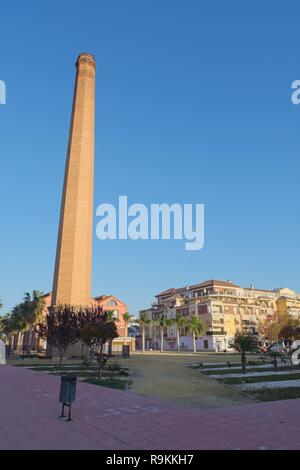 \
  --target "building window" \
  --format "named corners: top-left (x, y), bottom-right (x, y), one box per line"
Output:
top-left (107, 300), bottom-right (117, 307)
top-left (198, 305), bottom-right (207, 315)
